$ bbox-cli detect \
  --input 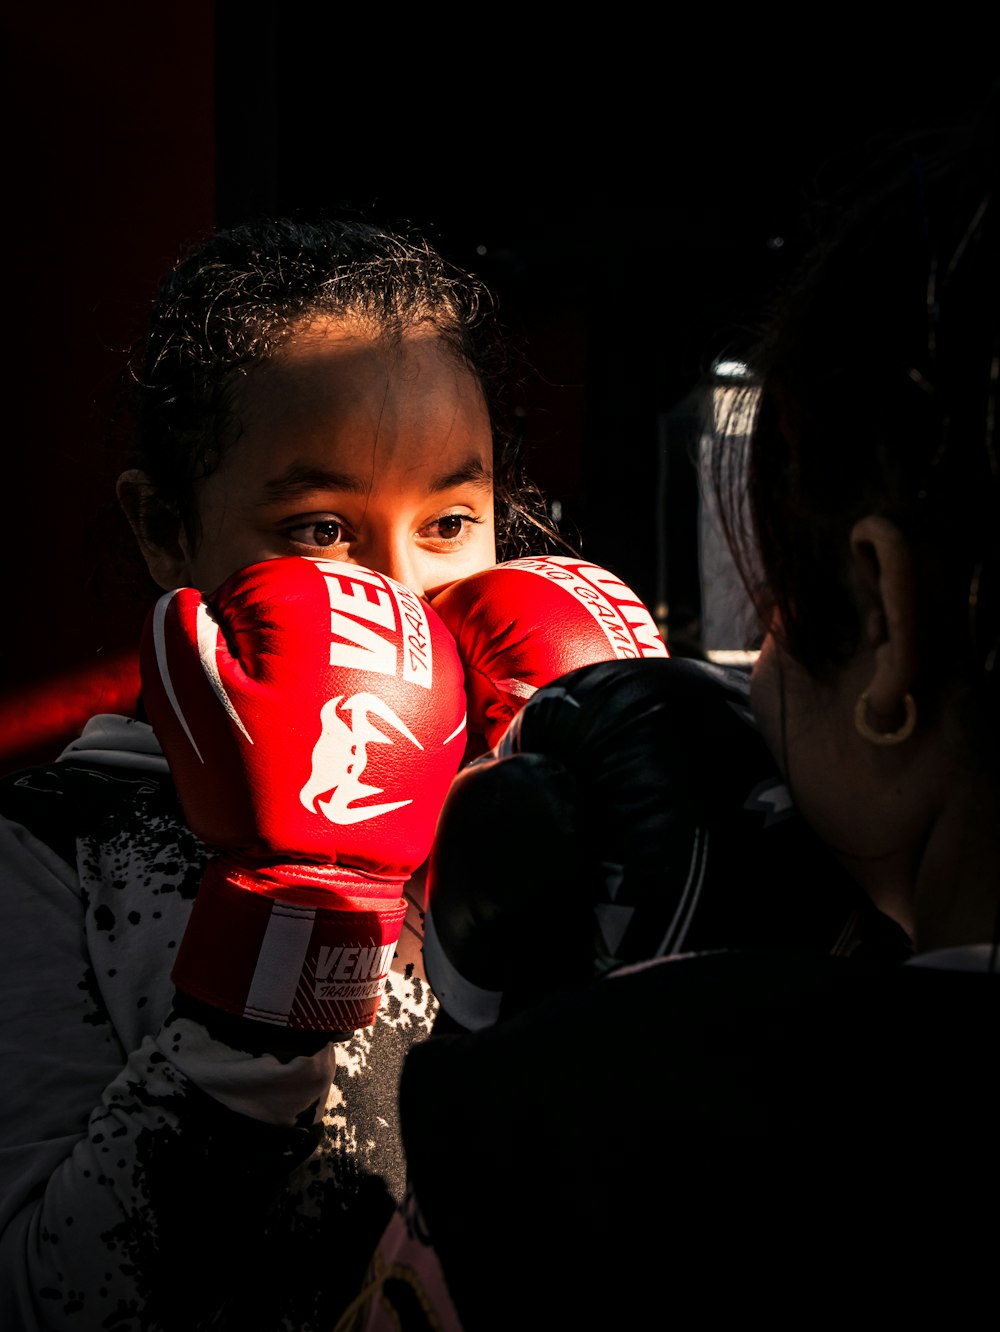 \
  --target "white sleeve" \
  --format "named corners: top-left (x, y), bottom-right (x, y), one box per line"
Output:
top-left (0, 814), bottom-right (339, 1332)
